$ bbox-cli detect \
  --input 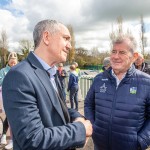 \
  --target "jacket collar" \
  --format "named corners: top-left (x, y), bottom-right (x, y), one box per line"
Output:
top-left (104, 64), bottom-right (136, 83)
top-left (27, 52), bottom-right (45, 70)
top-left (26, 52), bottom-right (67, 124)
